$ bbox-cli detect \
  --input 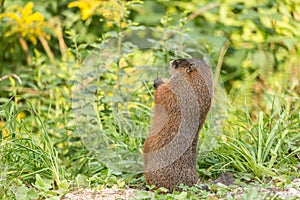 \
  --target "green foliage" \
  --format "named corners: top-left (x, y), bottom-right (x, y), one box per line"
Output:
top-left (15, 186), bottom-right (39, 200)
top-left (0, 100), bottom-right (68, 198)
top-left (0, 0), bottom-right (299, 198)
top-left (216, 103), bottom-right (300, 177)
